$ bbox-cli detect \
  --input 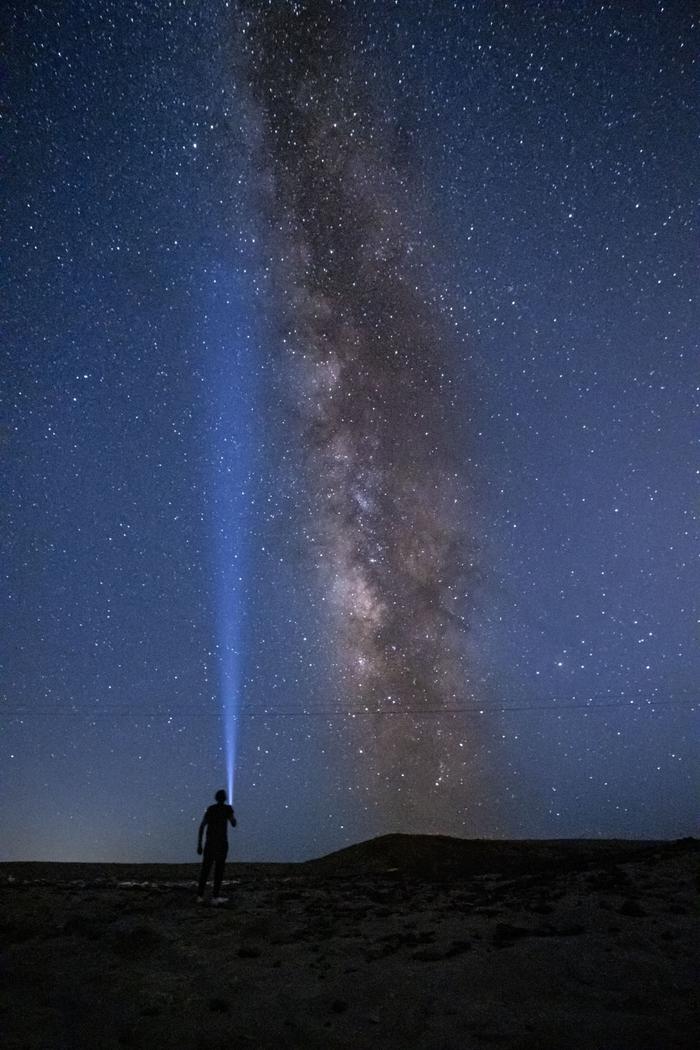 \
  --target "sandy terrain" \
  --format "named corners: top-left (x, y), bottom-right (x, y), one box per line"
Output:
top-left (1, 835), bottom-right (697, 1050)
